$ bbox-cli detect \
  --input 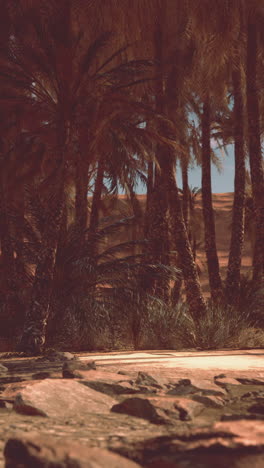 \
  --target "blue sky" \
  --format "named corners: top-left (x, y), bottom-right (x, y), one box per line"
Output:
top-left (177, 144), bottom-right (235, 193)
top-left (134, 143), bottom-right (236, 194)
